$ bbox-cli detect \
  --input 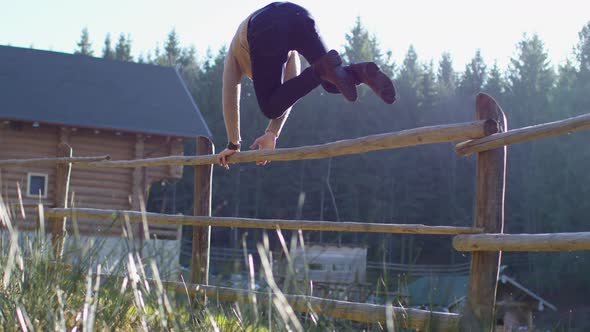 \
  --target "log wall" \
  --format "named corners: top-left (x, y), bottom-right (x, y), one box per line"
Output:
top-left (0, 121), bottom-right (184, 239)
top-left (0, 123), bottom-right (58, 229)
